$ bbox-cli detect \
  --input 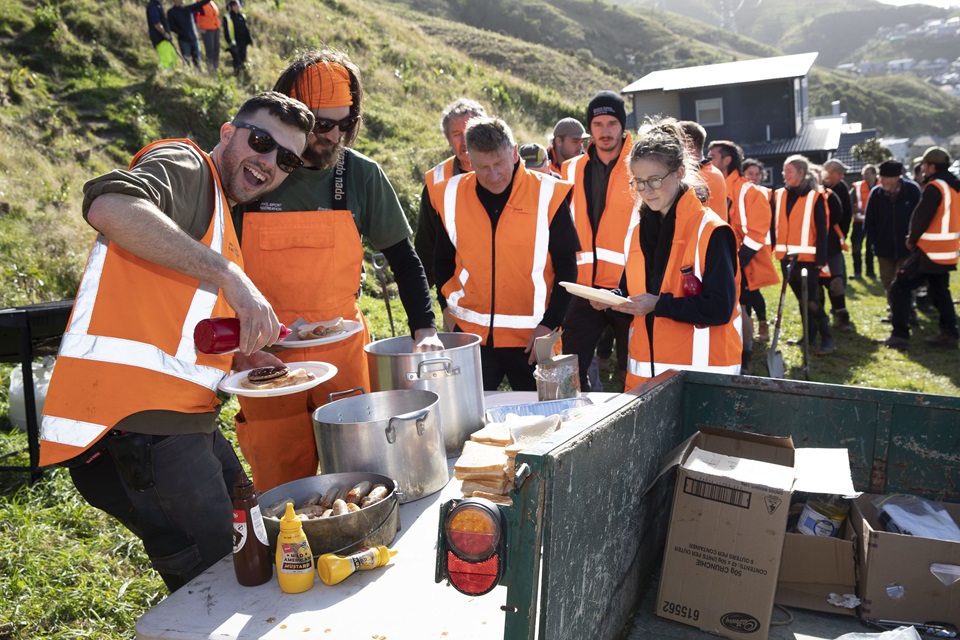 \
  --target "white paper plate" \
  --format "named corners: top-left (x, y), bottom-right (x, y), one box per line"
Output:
top-left (218, 361), bottom-right (338, 398)
top-left (558, 281), bottom-right (629, 306)
top-left (276, 320), bottom-right (363, 349)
